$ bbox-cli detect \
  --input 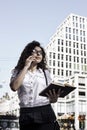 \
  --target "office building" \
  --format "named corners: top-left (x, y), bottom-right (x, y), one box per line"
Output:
top-left (45, 13), bottom-right (87, 130)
